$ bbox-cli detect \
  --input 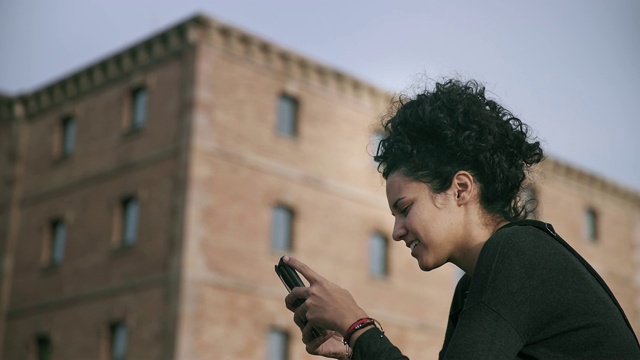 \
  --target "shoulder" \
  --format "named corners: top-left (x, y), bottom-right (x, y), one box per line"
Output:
top-left (469, 221), bottom-right (574, 301)
top-left (480, 221), bottom-right (562, 264)
top-left (451, 274), bottom-right (472, 310)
